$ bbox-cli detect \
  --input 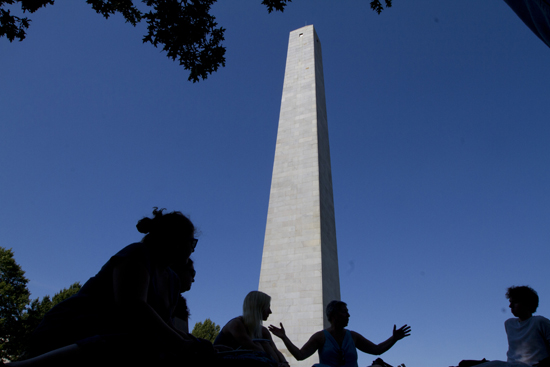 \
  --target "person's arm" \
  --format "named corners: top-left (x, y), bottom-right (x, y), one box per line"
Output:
top-left (541, 318), bottom-right (550, 347)
top-left (534, 317), bottom-right (550, 366)
top-left (260, 326), bottom-right (289, 365)
top-left (112, 258), bottom-right (194, 351)
top-left (268, 323), bottom-right (322, 361)
top-left (352, 324), bottom-right (411, 356)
